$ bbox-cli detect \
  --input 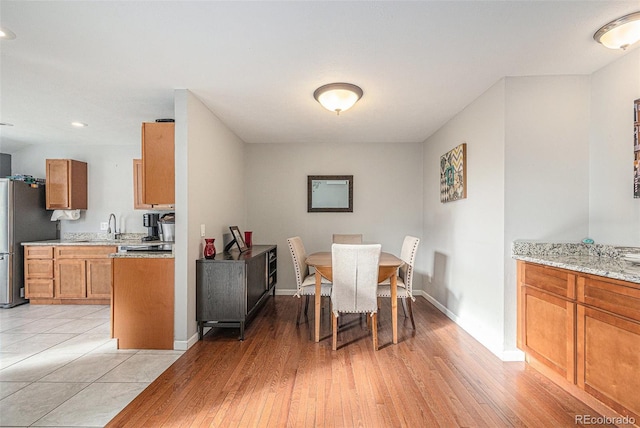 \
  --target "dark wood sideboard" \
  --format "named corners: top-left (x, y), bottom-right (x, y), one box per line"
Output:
top-left (196, 245), bottom-right (277, 340)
